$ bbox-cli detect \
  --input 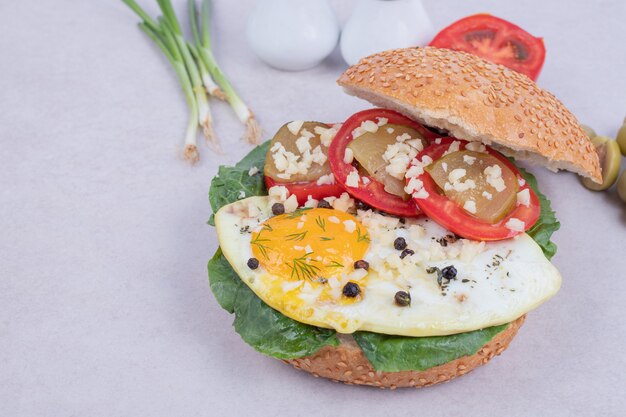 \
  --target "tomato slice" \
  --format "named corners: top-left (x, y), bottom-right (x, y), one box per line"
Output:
top-left (407, 138), bottom-right (541, 241)
top-left (328, 109), bottom-right (438, 217)
top-left (429, 14), bottom-right (546, 81)
top-left (264, 176), bottom-right (345, 205)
